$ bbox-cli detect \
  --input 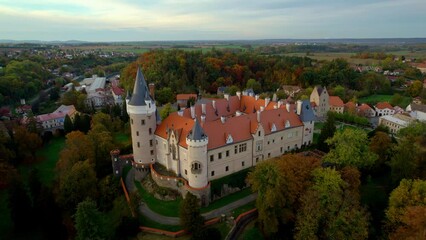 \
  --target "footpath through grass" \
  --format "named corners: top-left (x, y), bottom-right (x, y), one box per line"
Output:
top-left (19, 136), bottom-right (65, 186)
